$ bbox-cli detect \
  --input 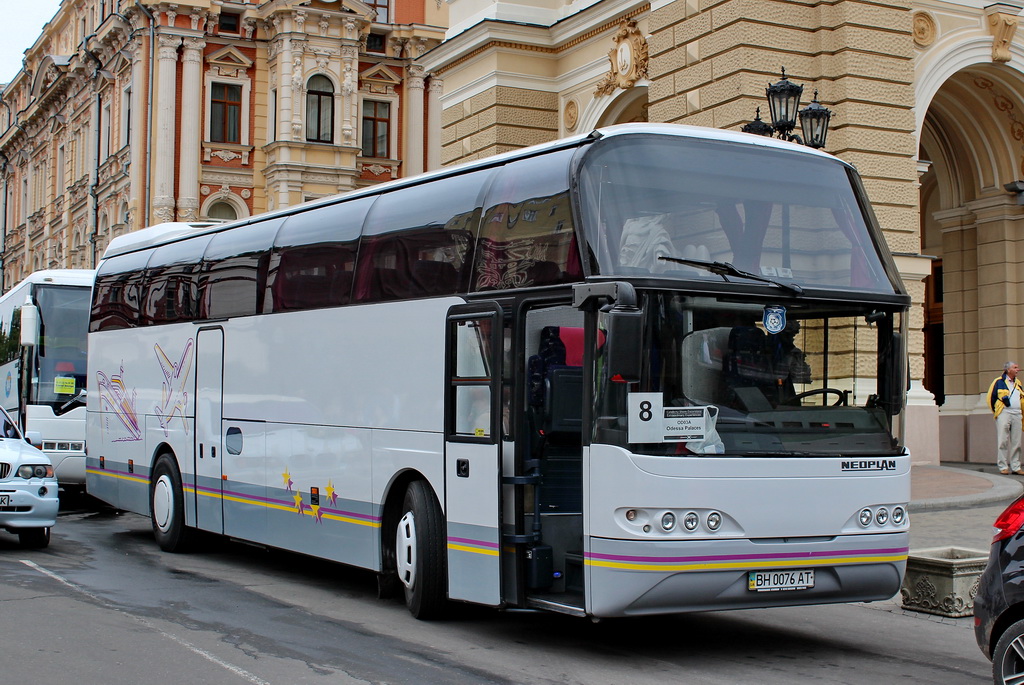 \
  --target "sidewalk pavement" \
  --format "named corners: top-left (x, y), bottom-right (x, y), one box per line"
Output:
top-left (909, 462), bottom-right (1024, 553)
